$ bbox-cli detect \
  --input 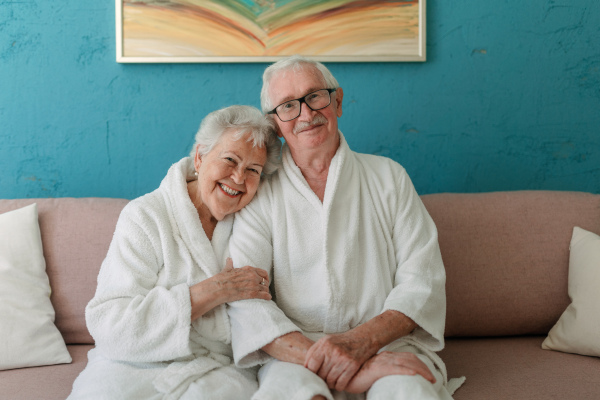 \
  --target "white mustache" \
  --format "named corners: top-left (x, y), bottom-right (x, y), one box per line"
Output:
top-left (293, 115), bottom-right (328, 134)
